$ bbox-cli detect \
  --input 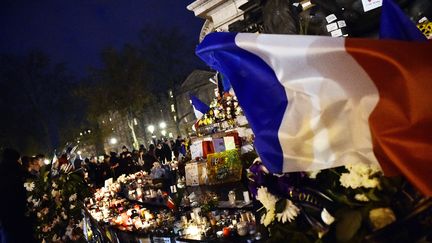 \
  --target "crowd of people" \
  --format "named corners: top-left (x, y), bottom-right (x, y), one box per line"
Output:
top-left (0, 136), bottom-right (190, 242)
top-left (81, 137), bottom-right (188, 187)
